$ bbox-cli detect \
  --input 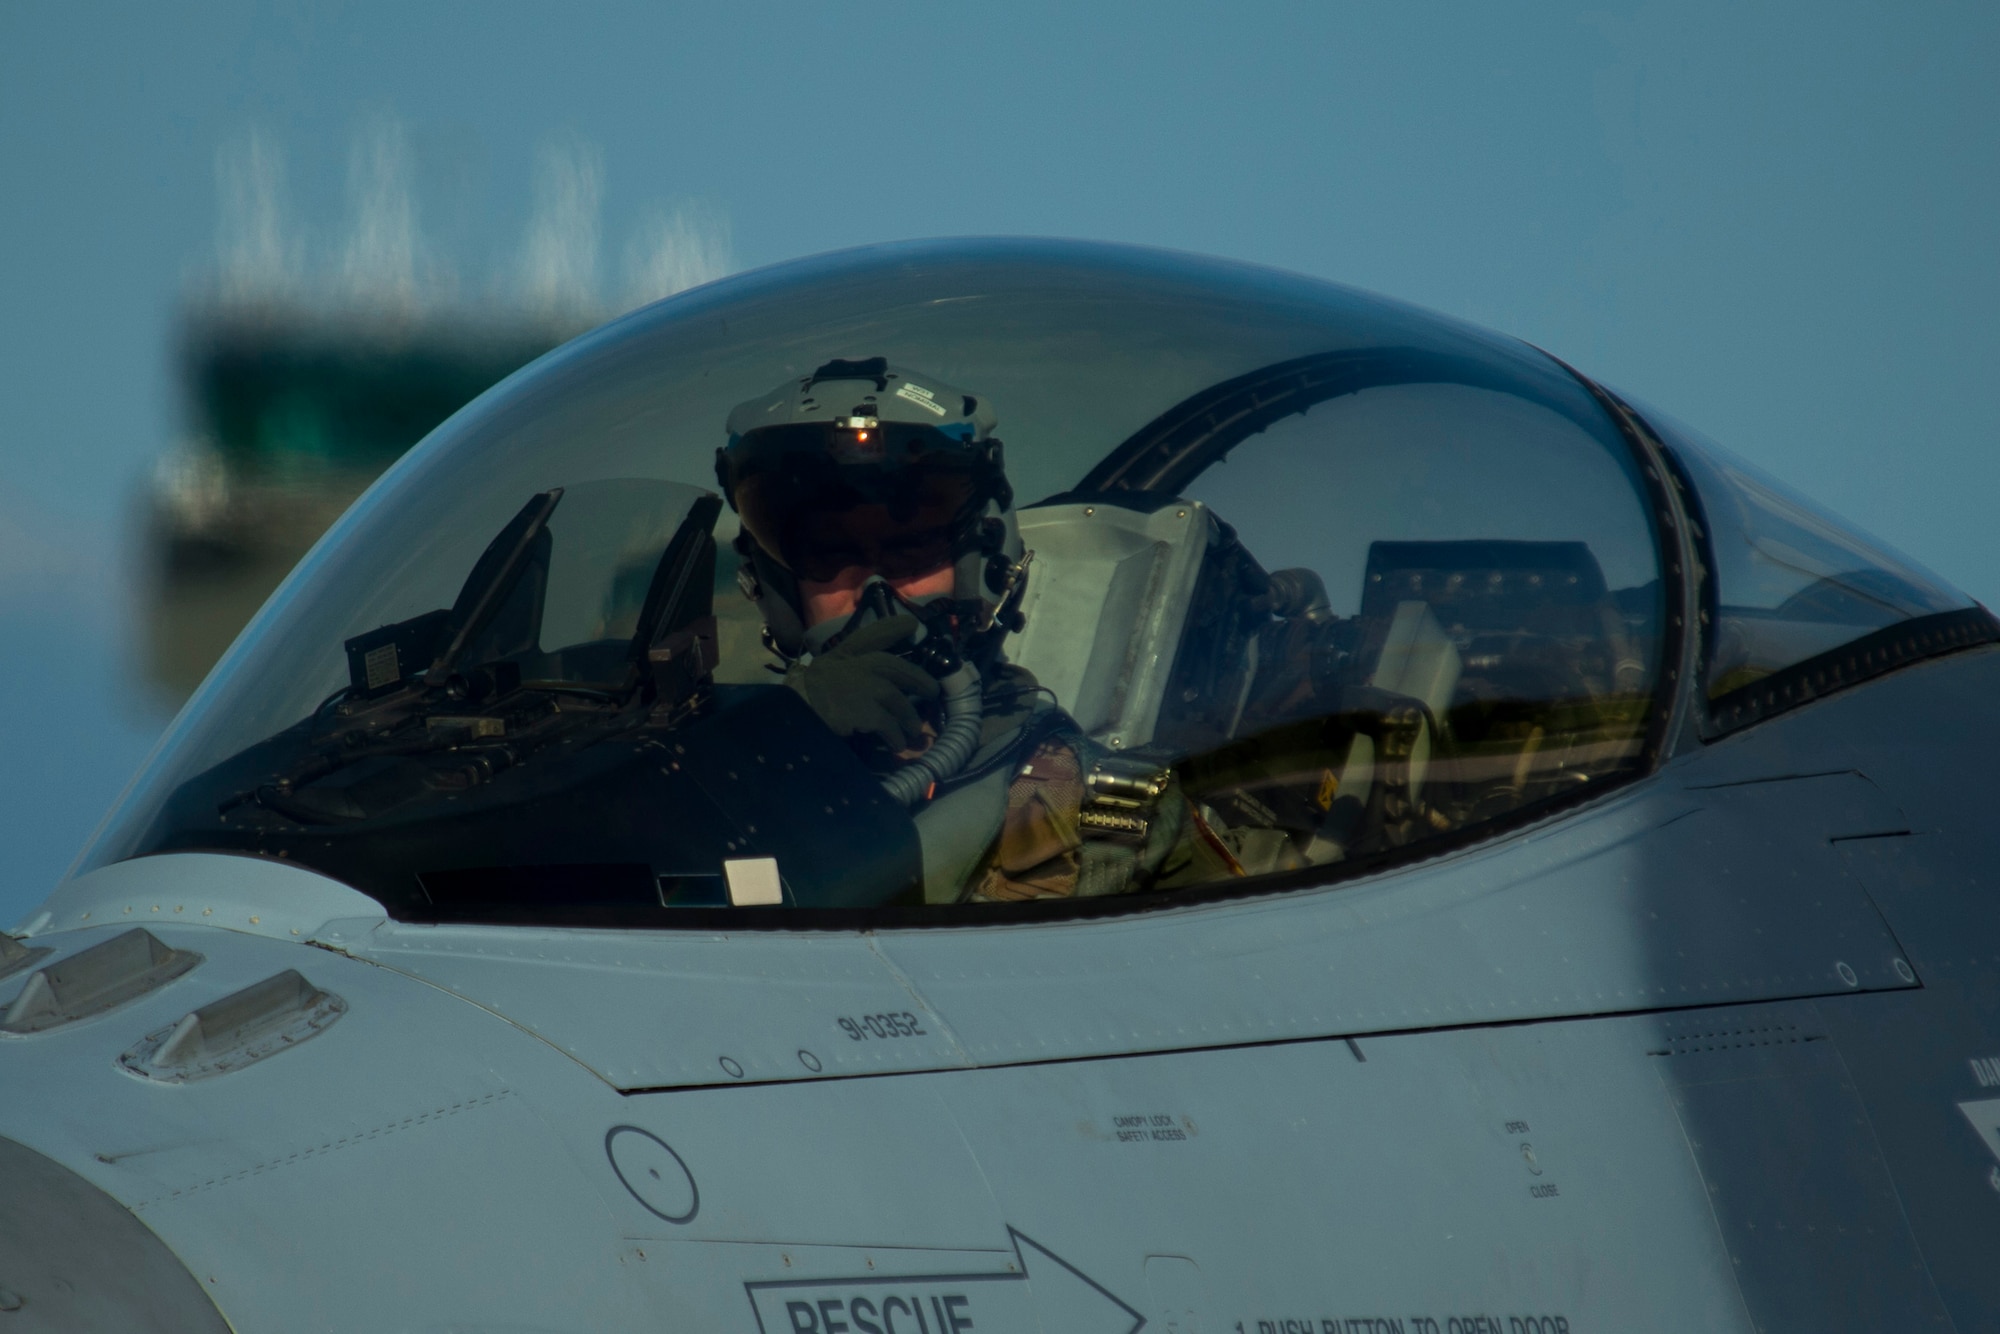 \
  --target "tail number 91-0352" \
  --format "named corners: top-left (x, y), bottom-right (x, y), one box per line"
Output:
top-left (837, 1013), bottom-right (928, 1041)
